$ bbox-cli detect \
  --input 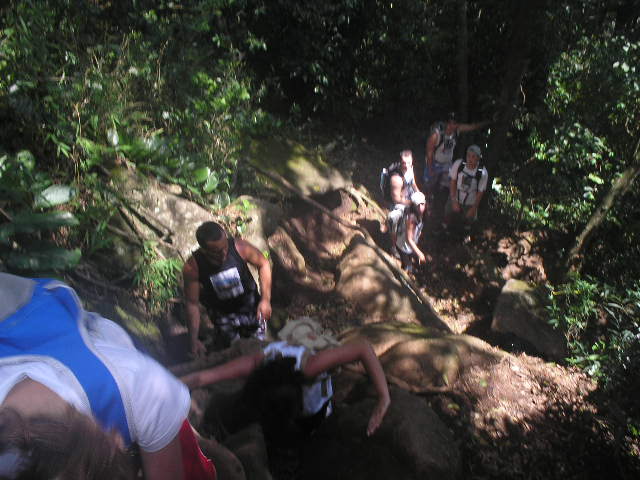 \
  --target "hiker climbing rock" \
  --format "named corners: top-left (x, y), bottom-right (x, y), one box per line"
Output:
top-left (395, 191), bottom-right (427, 273)
top-left (183, 221), bottom-right (272, 357)
top-left (181, 317), bottom-right (391, 441)
top-left (380, 149), bottom-right (421, 256)
top-left (444, 144), bottom-right (489, 229)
